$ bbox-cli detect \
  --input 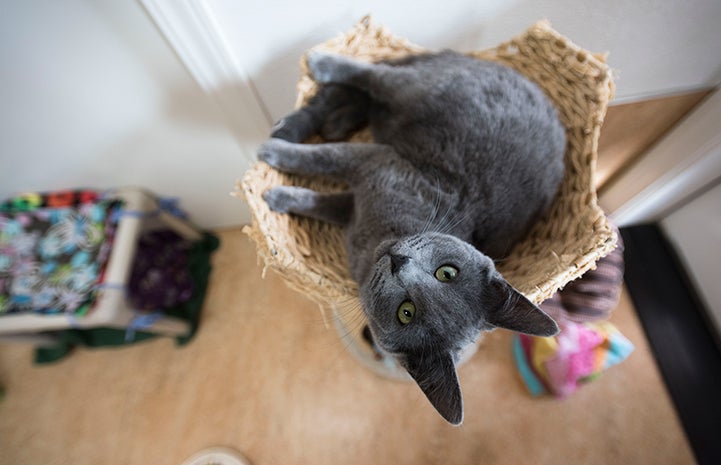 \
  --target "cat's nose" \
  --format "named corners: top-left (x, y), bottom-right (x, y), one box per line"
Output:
top-left (390, 254), bottom-right (410, 274)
